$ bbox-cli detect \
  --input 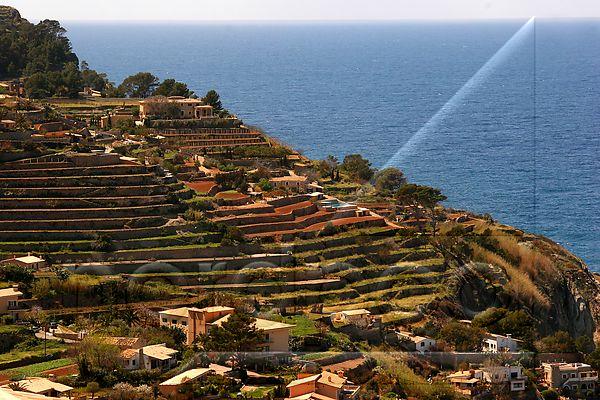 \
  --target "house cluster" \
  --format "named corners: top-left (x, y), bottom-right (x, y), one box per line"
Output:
top-left (447, 362), bottom-right (600, 397)
top-left (446, 365), bottom-right (527, 396)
